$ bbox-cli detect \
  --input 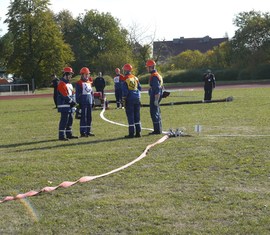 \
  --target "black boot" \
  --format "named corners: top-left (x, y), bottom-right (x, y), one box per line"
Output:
top-left (125, 134), bottom-right (134, 138)
top-left (148, 131), bottom-right (161, 135)
top-left (135, 133), bottom-right (141, 138)
top-left (67, 135), bottom-right (79, 139)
